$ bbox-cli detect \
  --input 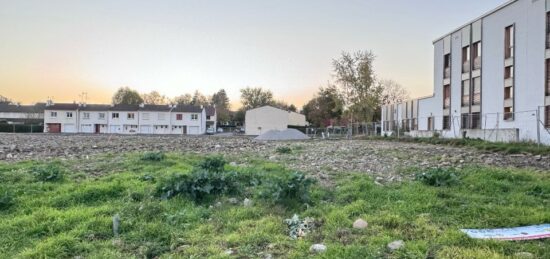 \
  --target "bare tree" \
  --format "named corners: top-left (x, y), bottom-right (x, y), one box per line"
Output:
top-left (142, 91), bottom-right (168, 105)
top-left (379, 79), bottom-right (410, 105)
